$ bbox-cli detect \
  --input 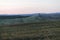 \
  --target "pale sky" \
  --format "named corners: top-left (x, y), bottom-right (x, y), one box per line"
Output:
top-left (0, 0), bottom-right (60, 14)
